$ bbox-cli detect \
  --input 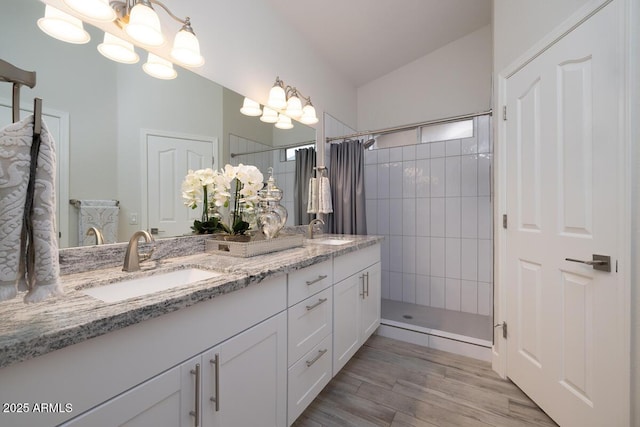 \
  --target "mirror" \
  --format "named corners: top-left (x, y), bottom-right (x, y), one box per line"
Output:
top-left (0, 0), bottom-right (316, 248)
